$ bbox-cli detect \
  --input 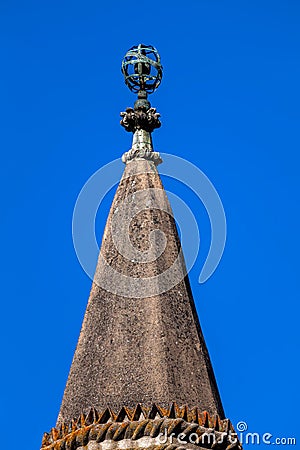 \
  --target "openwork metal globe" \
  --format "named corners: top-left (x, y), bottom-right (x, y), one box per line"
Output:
top-left (121, 44), bottom-right (163, 94)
